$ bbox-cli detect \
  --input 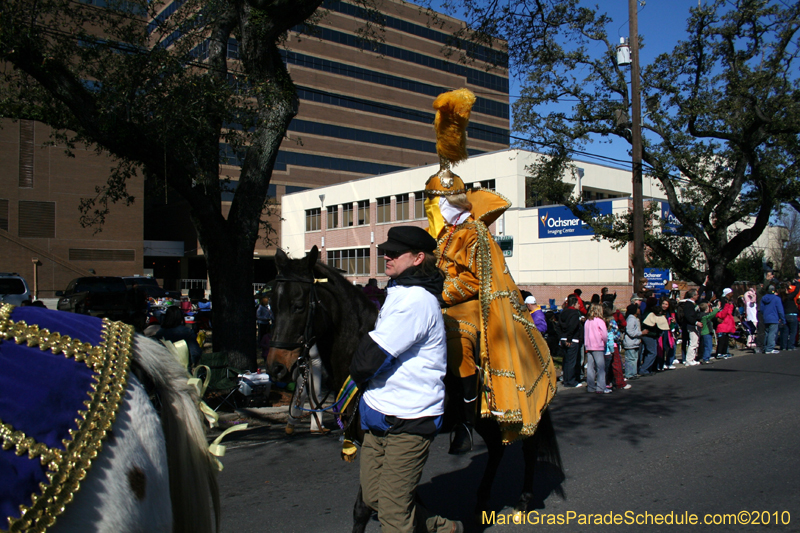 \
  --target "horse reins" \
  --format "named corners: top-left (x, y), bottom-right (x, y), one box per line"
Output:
top-left (270, 275), bottom-right (331, 428)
